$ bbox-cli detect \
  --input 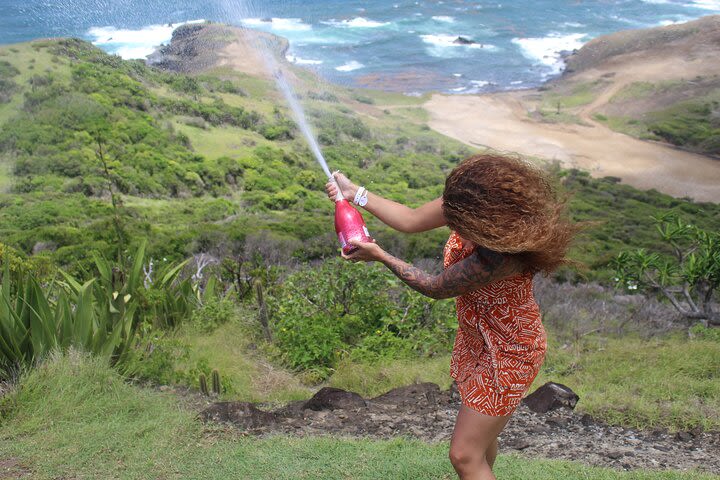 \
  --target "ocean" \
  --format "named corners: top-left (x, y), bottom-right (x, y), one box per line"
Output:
top-left (1, 0), bottom-right (719, 93)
